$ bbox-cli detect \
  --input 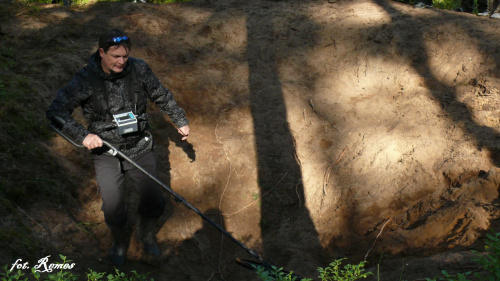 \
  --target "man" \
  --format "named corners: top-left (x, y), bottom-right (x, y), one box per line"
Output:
top-left (490, 0), bottom-right (500, 17)
top-left (471, 0), bottom-right (500, 16)
top-left (47, 29), bottom-right (190, 266)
